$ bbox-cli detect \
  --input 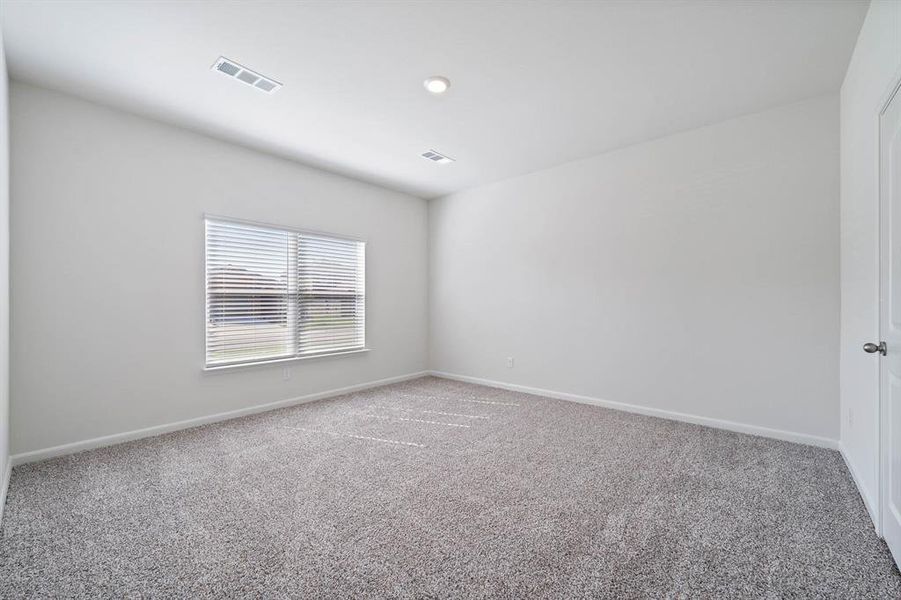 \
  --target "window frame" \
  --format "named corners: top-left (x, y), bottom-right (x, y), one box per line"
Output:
top-left (202, 215), bottom-right (368, 372)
